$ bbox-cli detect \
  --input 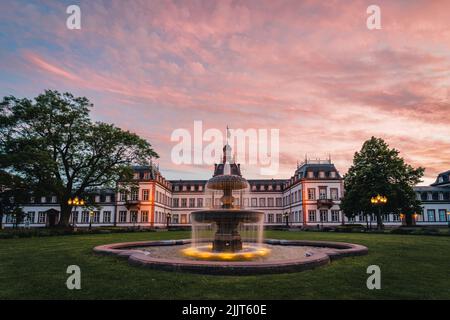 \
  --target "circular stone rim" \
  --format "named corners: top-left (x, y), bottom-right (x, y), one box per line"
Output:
top-left (93, 239), bottom-right (368, 275)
